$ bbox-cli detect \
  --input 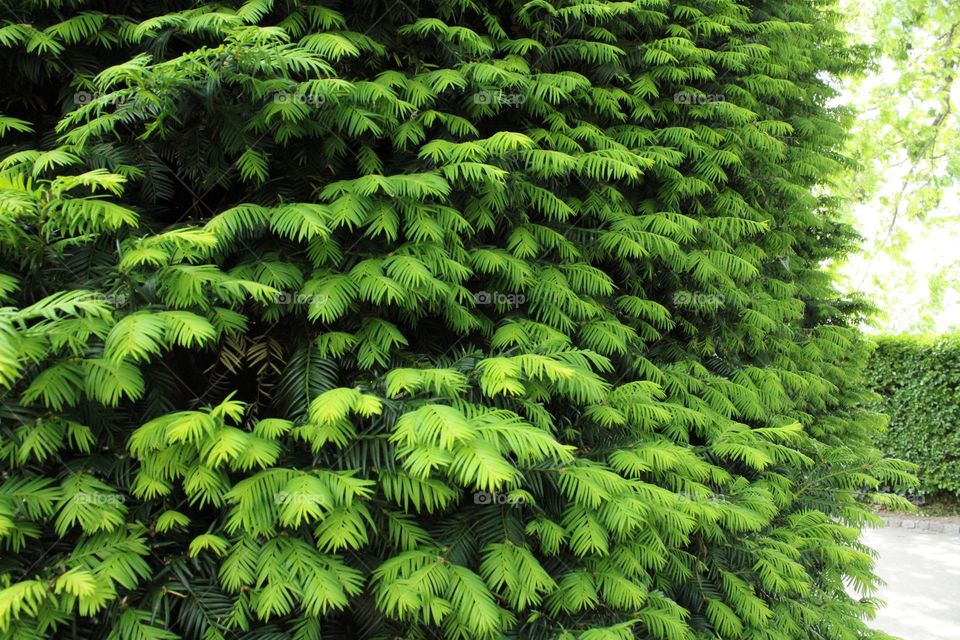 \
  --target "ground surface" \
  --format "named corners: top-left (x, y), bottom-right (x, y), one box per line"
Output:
top-left (860, 527), bottom-right (960, 639)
